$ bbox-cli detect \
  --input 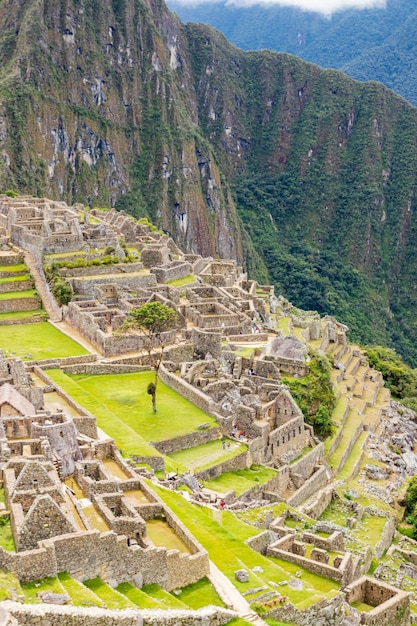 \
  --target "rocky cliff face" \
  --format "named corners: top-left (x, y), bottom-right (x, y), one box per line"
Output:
top-left (0, 0), bottom-right (243, 261)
